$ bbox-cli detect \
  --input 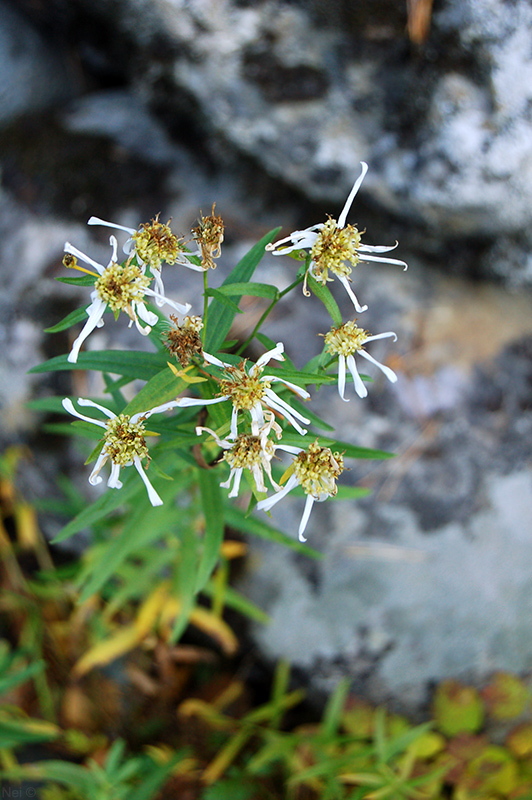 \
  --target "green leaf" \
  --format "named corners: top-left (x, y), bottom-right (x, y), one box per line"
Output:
top-left (195, 468), bottom-right (225, 592)
top-left (0, 717), bottom-right (60, 749)
top-left (321, 678), bottom-right (351, 739)
top-left (128, 752), bottom-right (188, 800)
top-left (278, 432), bottom-right (394, 460)
top-left (307, 274), bottom-right (343, 326)
top-left (224, 505), bottom-right (322, 559)
top-left (44, 306), bottom-right (90, 333)
top-left (78, 497), bottom-right (188, 603)
top-left (204, 228), bottom-right (281, 353)
top-left (201, 583), bottom-right (270, 625)
top-left (206, 288), bottom-right (243, 314)
top-left (208, 282), bottom-right (278, 300)
top-left (121, 367), bottom-right (188, 418)
top-left (0, 658), bottom-right (46, 697)
top-left (55, 275), bottom-right (96, 286)
top-left (52, 474), bottom-right (142, 543)
top-left (29, 350), bottom-right (168, 381)
top-left (171, 518), bottom-right (200, 643)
